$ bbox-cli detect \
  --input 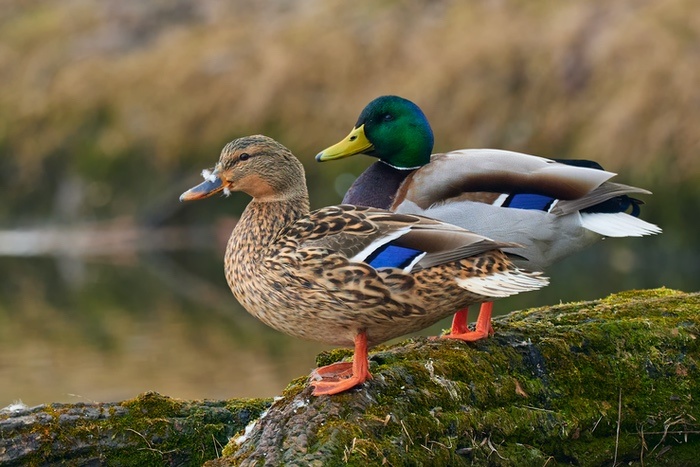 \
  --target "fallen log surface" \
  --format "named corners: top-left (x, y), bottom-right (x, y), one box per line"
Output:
top-left (0, 393), bottom-right (270, 466)
top-left (214, 288), bottom-right (700, 466)
top-left (2, 288), bottom-right (698, 466)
